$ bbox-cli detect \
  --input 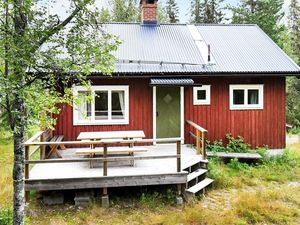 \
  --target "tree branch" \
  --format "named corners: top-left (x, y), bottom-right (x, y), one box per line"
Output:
top-left (33, 0), bottom-right (92, 52)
